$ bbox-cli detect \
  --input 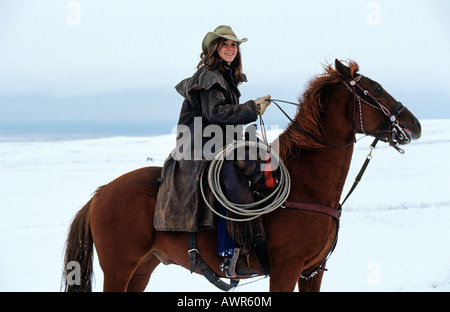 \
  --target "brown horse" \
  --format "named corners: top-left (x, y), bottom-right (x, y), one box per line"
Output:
top-left (62, 59), bottom-right (421, 292)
